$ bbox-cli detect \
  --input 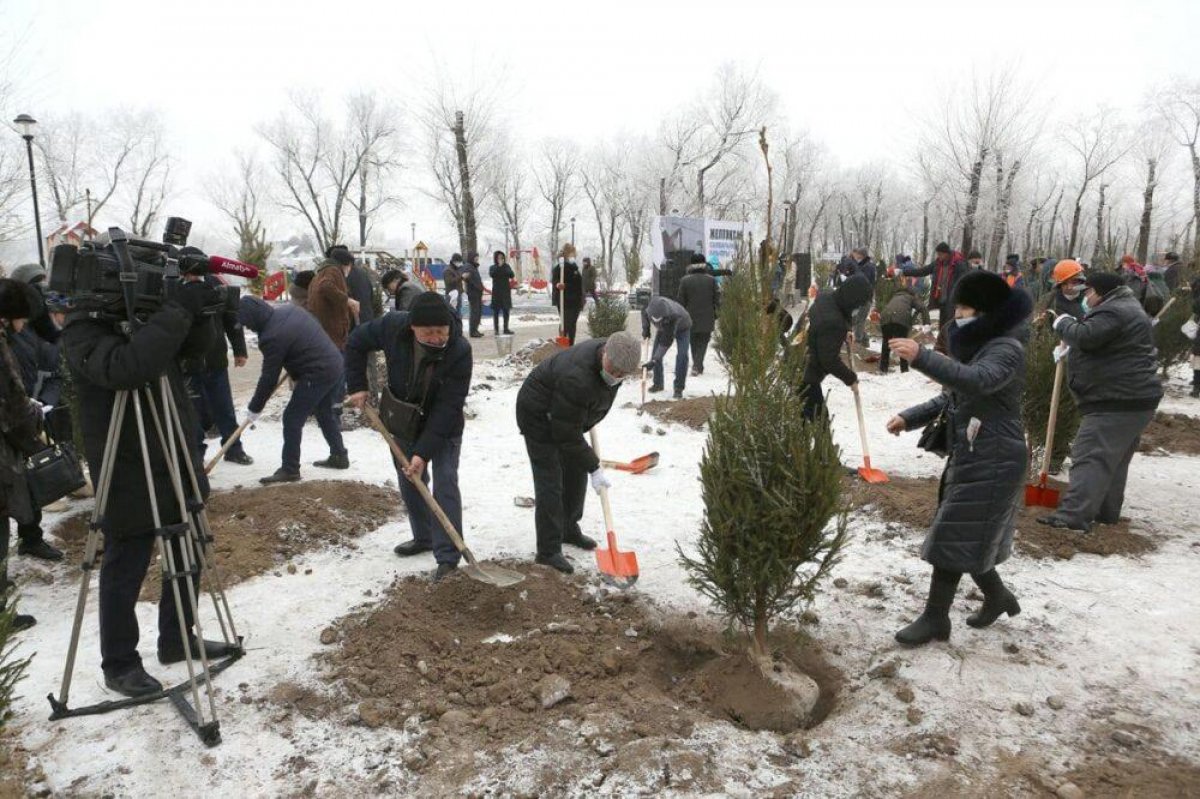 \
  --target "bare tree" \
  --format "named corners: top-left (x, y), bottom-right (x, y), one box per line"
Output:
top-left (692, 63), bottom-right (776, 216)
top-left (579, 144), bottom-right (624, 287)
top-left (1062, 106), bottom-right (1129, 257)
top-left (206, 151), bottom-right (272, 267)
top-left (985, 152), bottom-right (1021, 270)
top-left (1156, 78), bottom-right (1200, 268)
top-left (345, 92), bottom-right (402, 248)
top-left (490, 140), bottom-right (533, 279)
top-left (532, 137), bottom-right (579, 262)
top-left (122, 123), bottom-right (171, 237)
